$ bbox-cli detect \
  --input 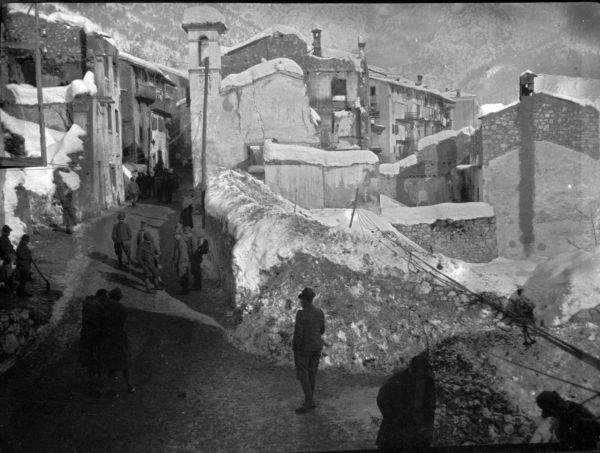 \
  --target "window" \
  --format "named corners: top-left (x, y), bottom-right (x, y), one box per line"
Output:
top-left (370, 86), bottom-right (376, 96)
top-left (139, 125), bottom-right (143, 142)
top-left (331, 77), bottom-right (347, 97)
top-left (103, 56), bottom-right (109, 79)
top-left (107, 105), bottom-right (112, 133)
top-left (198, 37), bottom-right (209, 66)
top-left (115, 110), bottom-right (120, 135)
top-left (158, 118), bottom-right (165, 132)
top-left (151, 116), bottom-right (158, 131)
